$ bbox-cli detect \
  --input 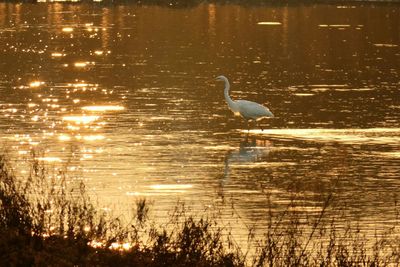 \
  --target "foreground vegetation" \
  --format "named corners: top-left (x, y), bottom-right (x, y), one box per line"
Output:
top-left (1, 152), bottom-right (400, 266)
